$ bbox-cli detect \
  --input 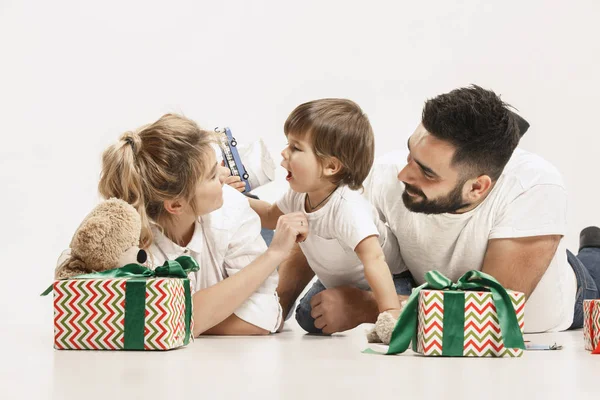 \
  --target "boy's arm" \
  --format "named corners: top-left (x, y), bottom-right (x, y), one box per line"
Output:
top-left (355, 236), bottom-right (401, 318)
top-left (248, 198), bottom-right (284, 230)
